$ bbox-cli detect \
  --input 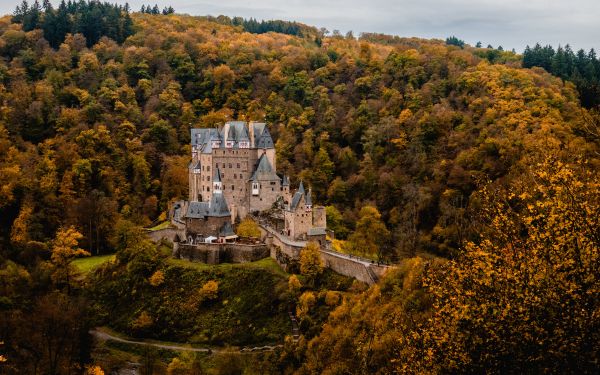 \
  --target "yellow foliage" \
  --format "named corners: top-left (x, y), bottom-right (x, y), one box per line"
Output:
top-left (299, 242), bottom-right (323, 281)
top-left (324, 291), bottom-right (340, 306)
top-left (200, 280), bottom-right (219, 300)
top-left (288, 274), bottom-right (301, 294)
top-left (236, 218), bottom-right (261, 238)
top-left (85, 365), bottom-right (105, 375)
top-left (167, 357), bottom-right (190, 375)
top-left (297, 291), bottom-right (316, 318)
top-left (131, 311), bottom-right (153, 330)
top-left (149, 270), bottom-right (165, 286)
top-left (50, 226), bottom-right (89, 289)
top-left (10, 203), bottom-right (32, 244)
